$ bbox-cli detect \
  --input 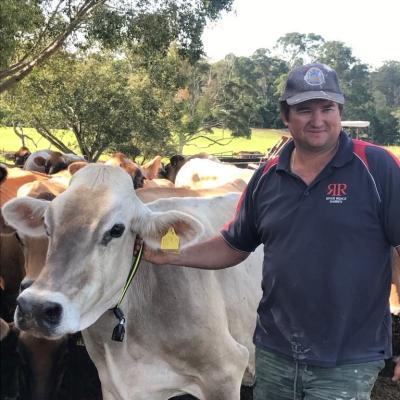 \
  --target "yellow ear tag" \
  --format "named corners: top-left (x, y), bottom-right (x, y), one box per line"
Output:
top-left (160, 227), bottom-right (180, 252)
